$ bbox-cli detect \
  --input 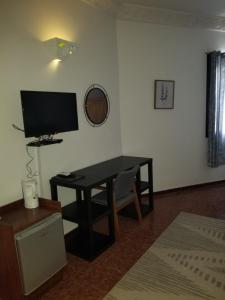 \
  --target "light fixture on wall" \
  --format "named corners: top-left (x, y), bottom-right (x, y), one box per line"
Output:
top-left (44, 37), bottom-right (77, 62)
